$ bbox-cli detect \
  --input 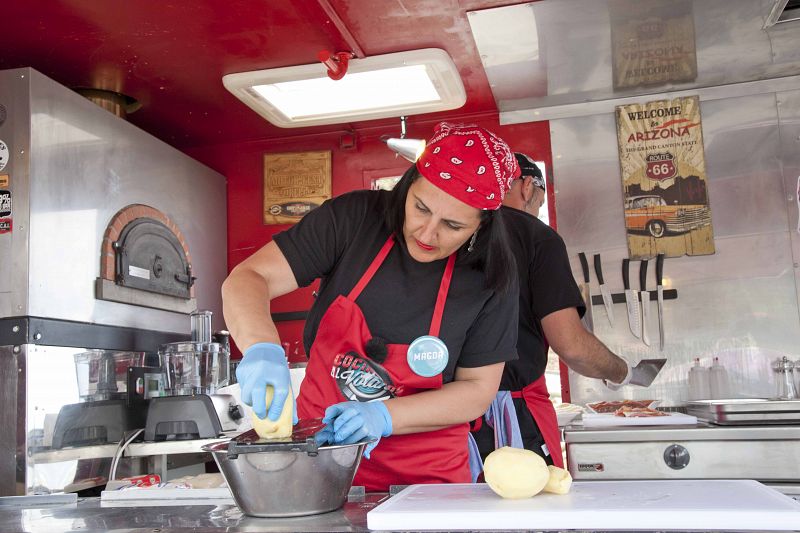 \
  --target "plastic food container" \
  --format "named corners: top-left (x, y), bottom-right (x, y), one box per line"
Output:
top-left (160, 341), bottom-right (229, 395)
